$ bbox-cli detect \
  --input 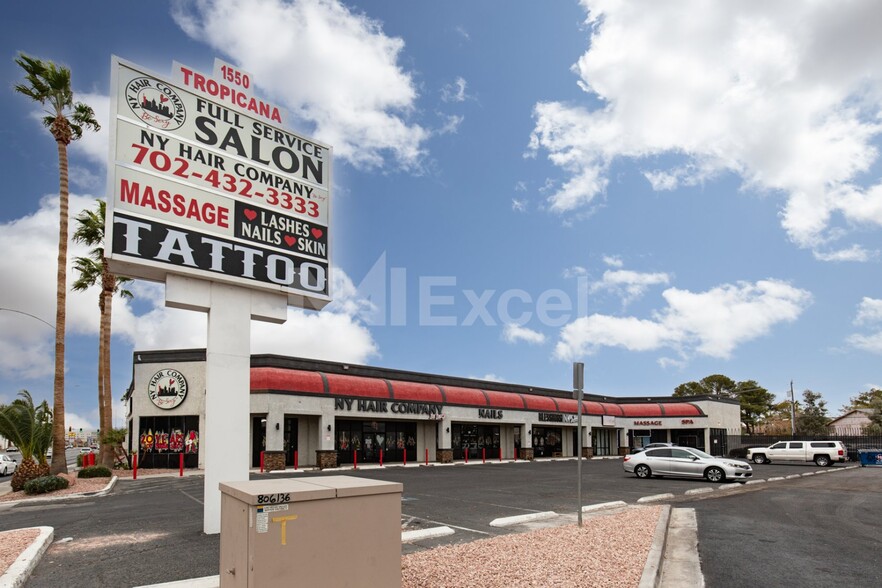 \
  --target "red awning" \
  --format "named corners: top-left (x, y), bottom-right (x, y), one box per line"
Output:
top-left (251, 367), bottom-right (325, 395)
top-left (325, 373), bottom-right (388, 399)
top-left (250, 367), bottom-right (704, 418)
top-left (389, 380), bottom-right (445, 404)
